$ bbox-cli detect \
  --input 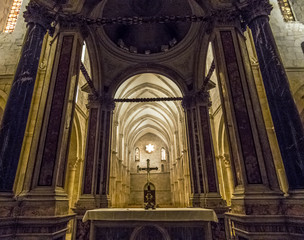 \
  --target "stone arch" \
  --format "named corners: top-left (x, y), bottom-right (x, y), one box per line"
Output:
top-left (111, 72), bottom-right (189, 207)
top-left (130, 224), bottom-right (170, 240)
top-left (109, 64), bottom-right (188, 98)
